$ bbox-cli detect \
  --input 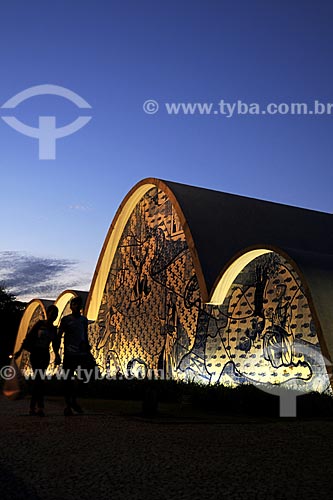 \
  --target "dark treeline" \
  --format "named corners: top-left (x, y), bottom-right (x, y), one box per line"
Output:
top-left (0, 286), bottom-right (26, 367)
